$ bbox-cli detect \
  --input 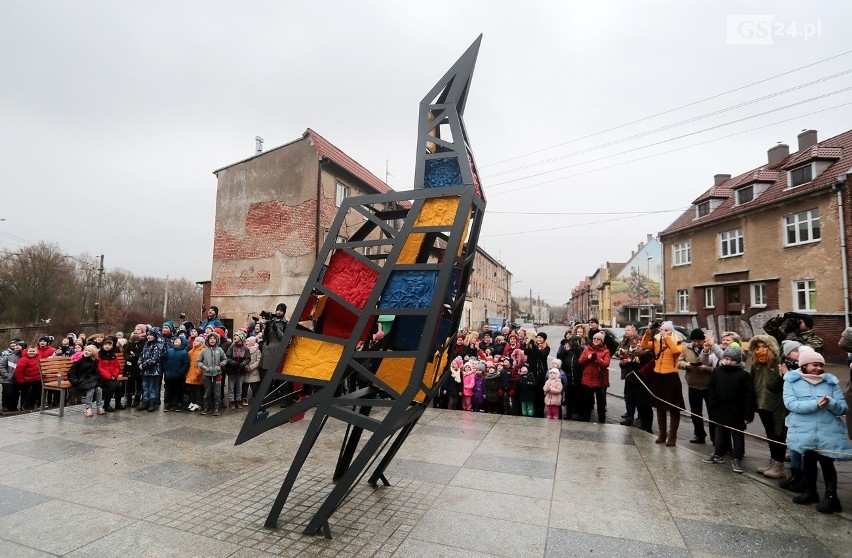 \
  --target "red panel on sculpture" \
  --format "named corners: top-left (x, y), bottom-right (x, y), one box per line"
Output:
top-left (320, 299), bottom-right (376, 342)
top-left (322, 250), bottom-right (378, 309)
